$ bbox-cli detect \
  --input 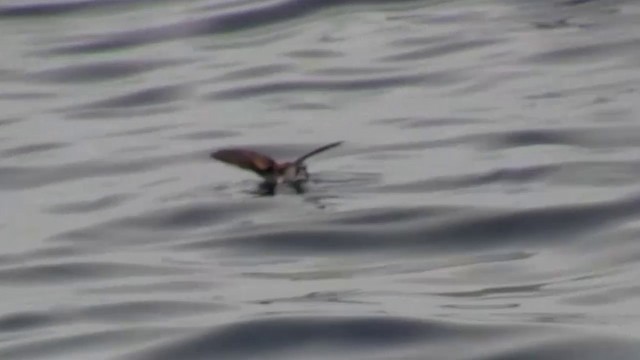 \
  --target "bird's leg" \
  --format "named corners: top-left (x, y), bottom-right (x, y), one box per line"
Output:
top-left (257, 180), bottom-right (277, 196)
top-left (290, 181), bottom-right (306, 195)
